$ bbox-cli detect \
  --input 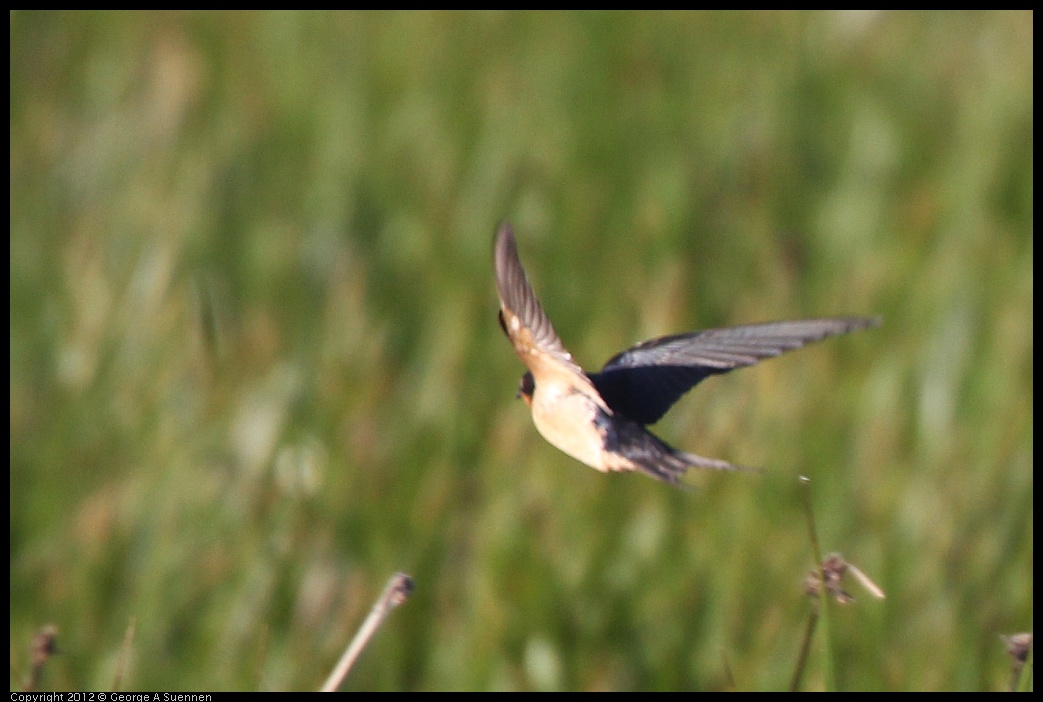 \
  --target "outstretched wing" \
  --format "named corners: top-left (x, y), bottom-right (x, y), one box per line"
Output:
top-left (590, 317), bottom-right (879, 426)
top-left (494, 223), bottom-right (585, 378)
